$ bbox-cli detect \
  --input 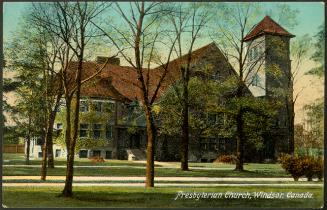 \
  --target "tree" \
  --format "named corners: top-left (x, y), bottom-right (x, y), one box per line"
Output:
top-left (306, 23), bottom-right (324, 77)
top-left (294, 121), bottom-right (323, 157)
top-left (5, 17), bottom-right (50, 165)
top-left (210, 3), bottom-right (265, 171)
top-left (163, 2), bottom-right (211, 170)
top-left (282, 35), bottom-right (311, 154)
top-left (92, 2), bottom-right (178, 187)
top-left (31, 2), bottom-right (110, 196)
top-left (211, 3), bottom-right (299, 170)
top-left (300, 24), bottom-right (324, 156)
